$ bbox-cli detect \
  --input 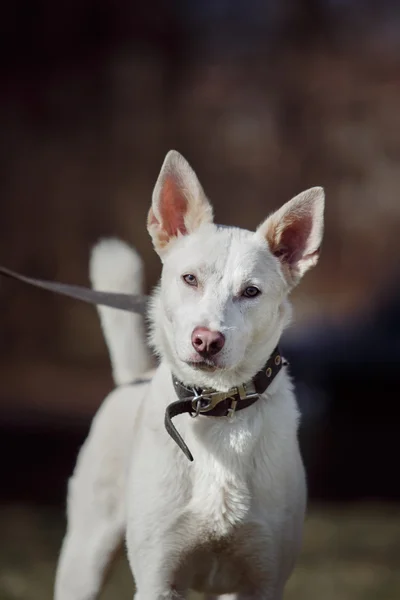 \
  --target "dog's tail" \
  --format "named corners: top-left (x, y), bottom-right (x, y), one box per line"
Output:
top-left (89, 238), bottom-right (152, 386)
